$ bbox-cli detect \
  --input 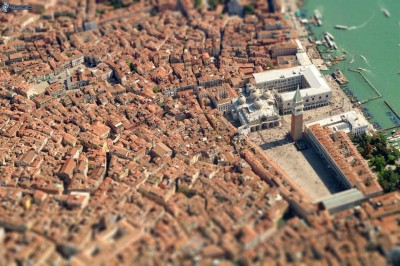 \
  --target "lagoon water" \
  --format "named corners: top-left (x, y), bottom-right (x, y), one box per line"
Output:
top-left (302, 0), bottom-right (400, 130)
